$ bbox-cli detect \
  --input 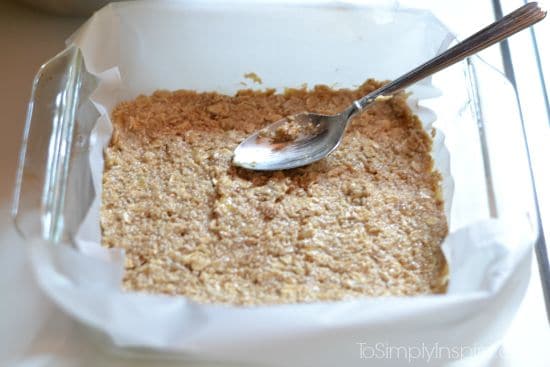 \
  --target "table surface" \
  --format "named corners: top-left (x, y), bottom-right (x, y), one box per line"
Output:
top-left (1, 1), bottom-right (549, 366)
